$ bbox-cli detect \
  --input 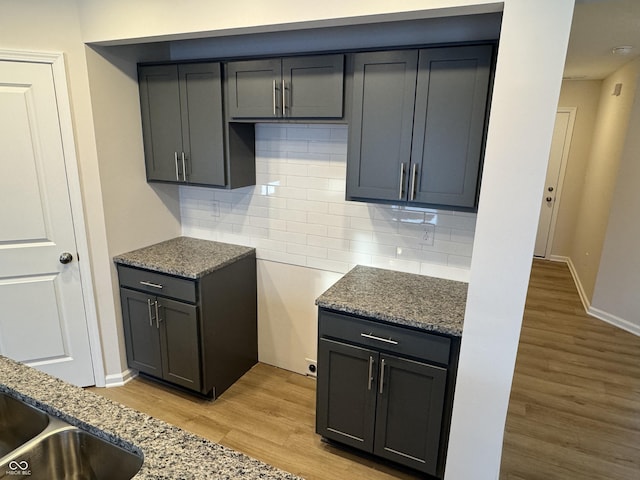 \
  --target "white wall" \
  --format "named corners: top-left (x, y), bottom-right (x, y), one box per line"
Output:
top-left (569, 58), bottom-right (640, 301)
top-left (591, 66), bottom-right (640, 335)
top-left (84, 44), bottom-right (183, 380)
